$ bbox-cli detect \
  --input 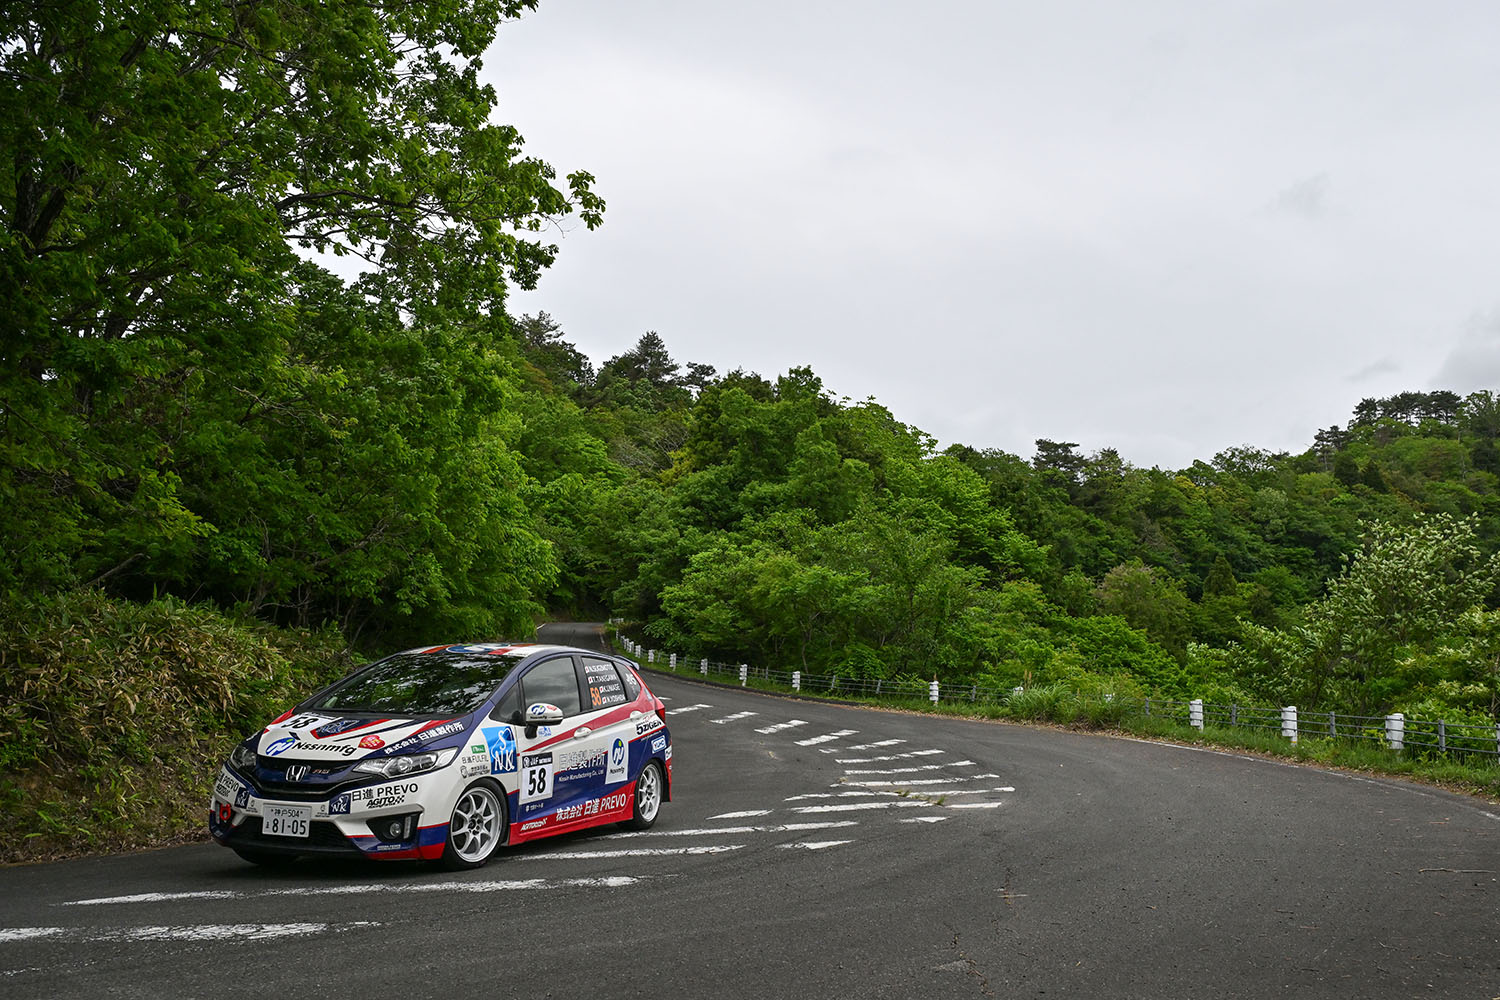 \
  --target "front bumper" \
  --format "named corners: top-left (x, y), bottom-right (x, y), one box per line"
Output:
top-left (208, 765), bottom-right (455, 861)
